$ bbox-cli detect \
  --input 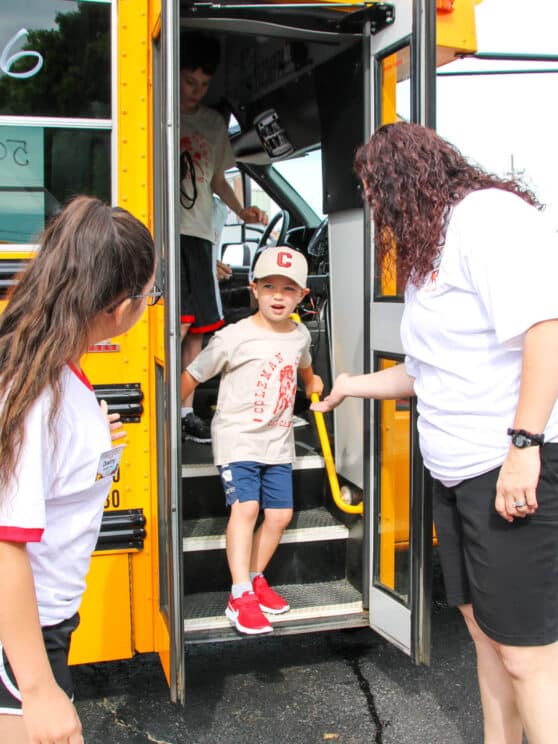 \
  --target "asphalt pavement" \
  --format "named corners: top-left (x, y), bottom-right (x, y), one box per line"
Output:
top-left (73, 596), bottom-right (484, 744)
